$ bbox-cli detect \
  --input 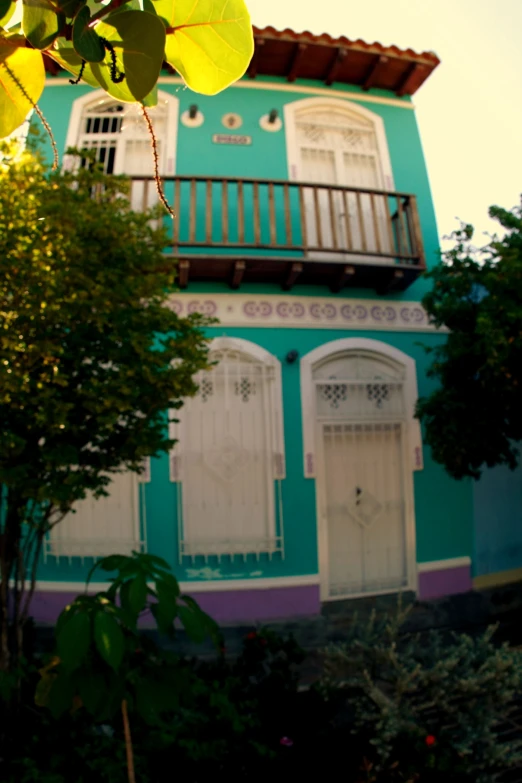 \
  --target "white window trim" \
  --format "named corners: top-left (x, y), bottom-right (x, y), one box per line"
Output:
top-left (301, 337), bottom-right (419, 601)
top-left (283, 96), bottom-right (395, 191)
top-left (169, 337), bottom-right (286, 562)
top-left (64, 89), bottom-right (179, 175)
